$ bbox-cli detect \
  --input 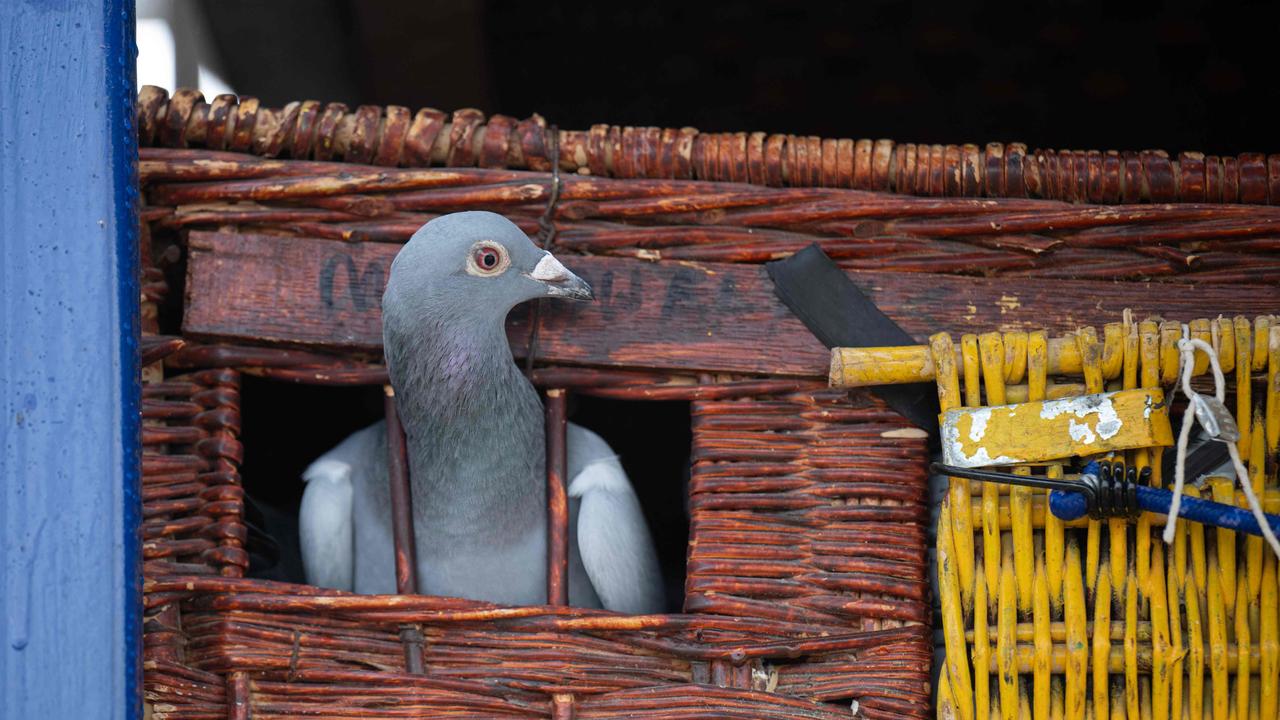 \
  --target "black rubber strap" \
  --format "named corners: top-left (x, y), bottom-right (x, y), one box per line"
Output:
top-left (767, 244), bottom-right (940, 442)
